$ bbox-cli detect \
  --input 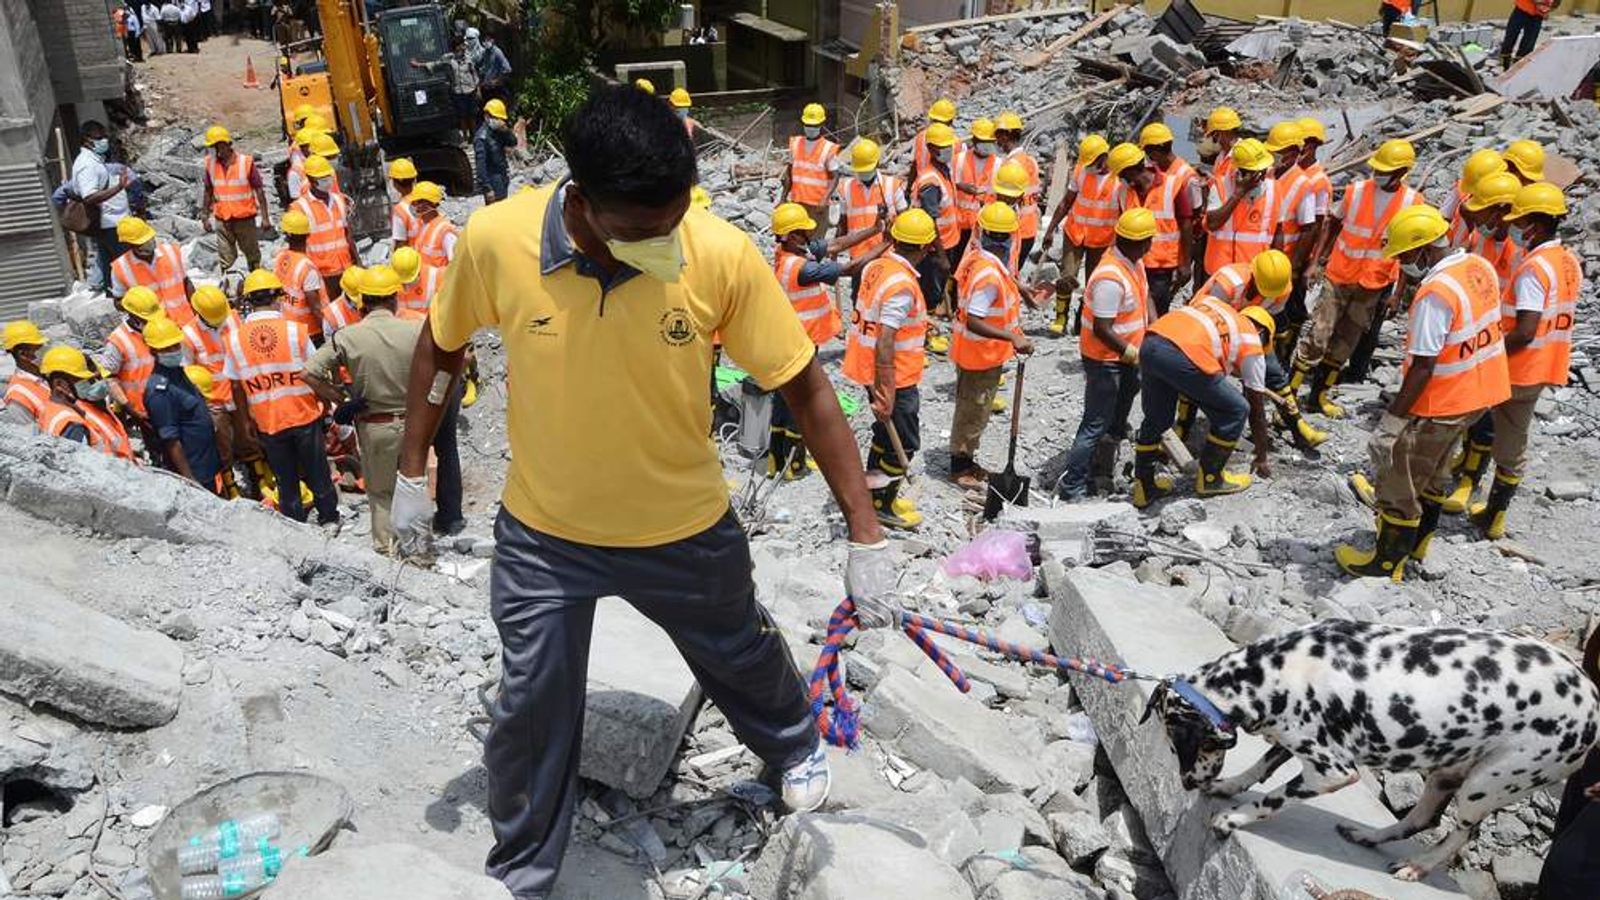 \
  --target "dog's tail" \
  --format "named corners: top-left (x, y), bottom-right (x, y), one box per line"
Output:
top-left (1585, 622), bottom-right (1600, 686)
